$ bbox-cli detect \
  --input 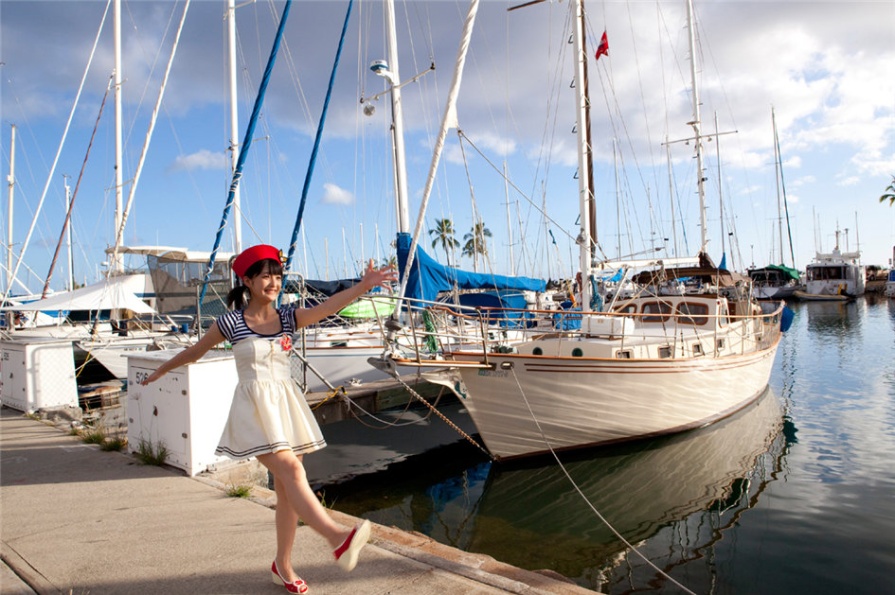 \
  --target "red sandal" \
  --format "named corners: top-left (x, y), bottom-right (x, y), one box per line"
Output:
top-left (271, 560), bottom-right (308, 594)
top-left (333, 519), bottom-right (371, 572)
